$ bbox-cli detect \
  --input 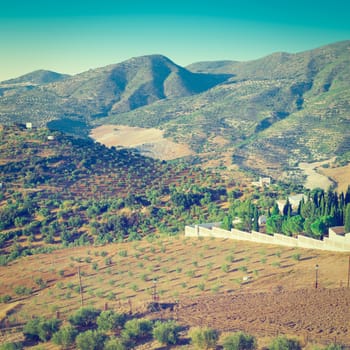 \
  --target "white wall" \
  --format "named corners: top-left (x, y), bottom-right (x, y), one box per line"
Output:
top-left (185, 224), bottom-right (350, 252)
